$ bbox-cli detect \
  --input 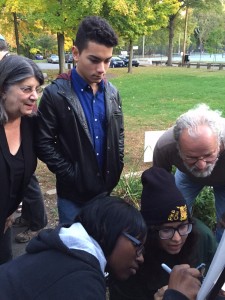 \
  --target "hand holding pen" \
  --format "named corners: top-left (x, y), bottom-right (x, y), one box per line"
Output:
top-left (161, 263), bottom-right (203, 300)
top-left (161, 262), bottom-right (205, 278)
top-left (166, 264), bottom-right (201, 300)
